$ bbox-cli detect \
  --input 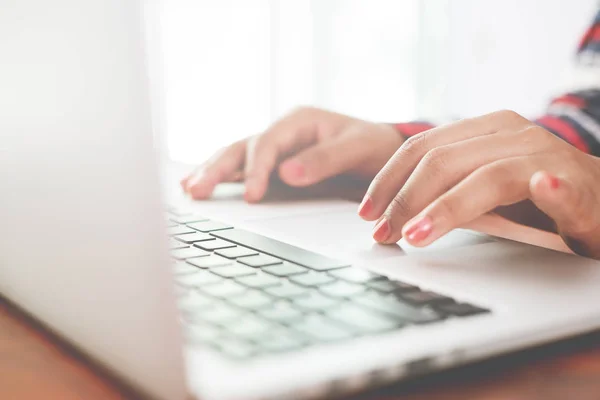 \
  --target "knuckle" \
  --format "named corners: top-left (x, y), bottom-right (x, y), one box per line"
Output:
top-left (400, 133), bottom-right (427, 158)
top-left (389, 191), bottom-right (413, 220)
top-left (478, 161), bottom-right (519, 201)
top-left (521, 125), bottom-right (553, 144)
top-left (482, 160), bottom-right (512, 180)
top-left (495, 109), bottom-right (526, 124)
top-left (419, 147), bottom-right (450, 176)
